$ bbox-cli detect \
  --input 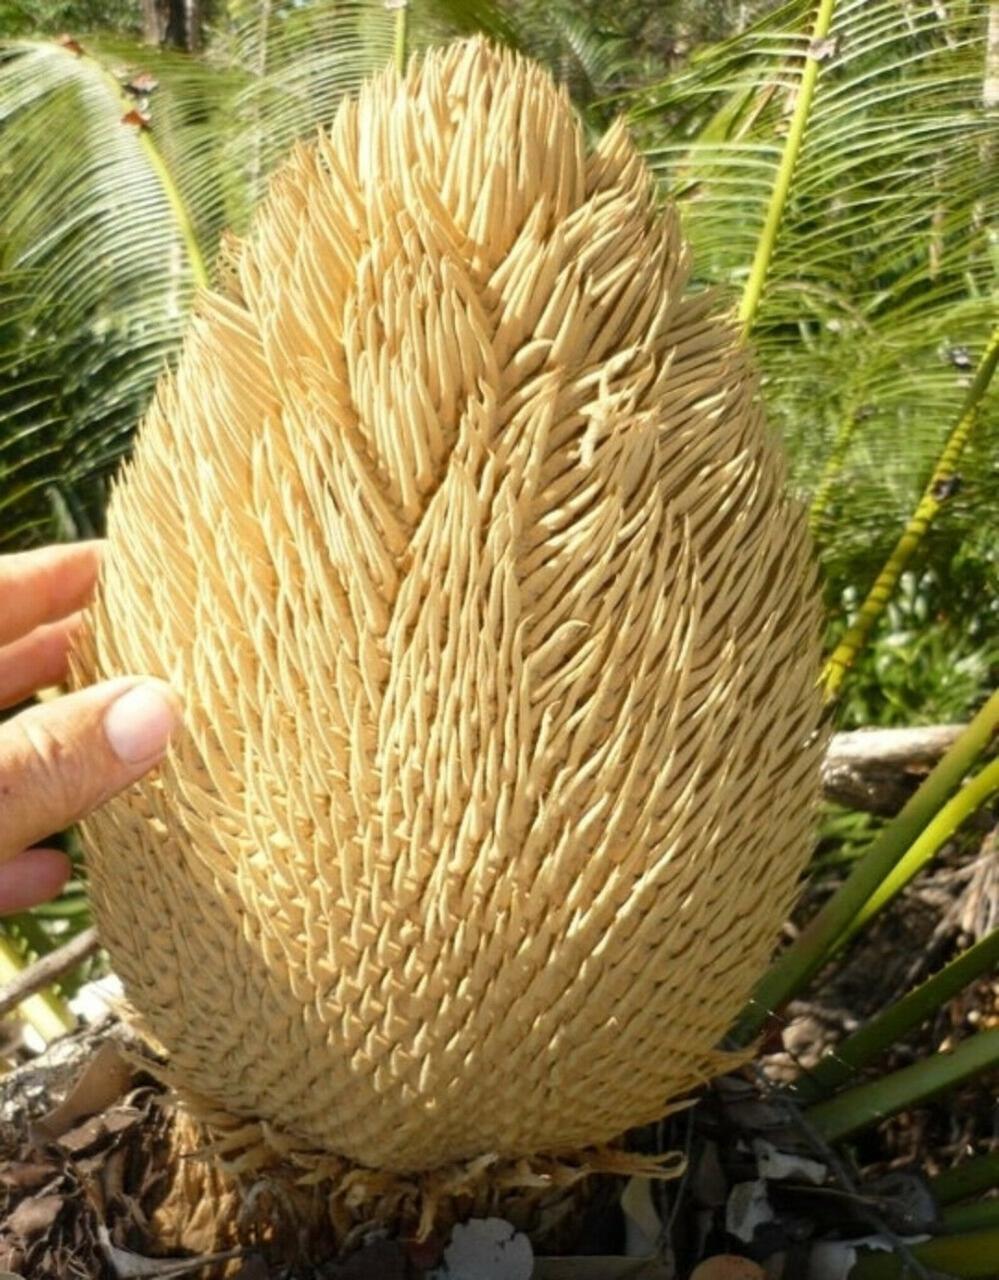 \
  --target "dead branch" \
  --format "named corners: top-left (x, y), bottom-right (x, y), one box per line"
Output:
top-left (823, 724), bottom-right (965, 815)
top-left (0, 926), bottom-right (98, 1020)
